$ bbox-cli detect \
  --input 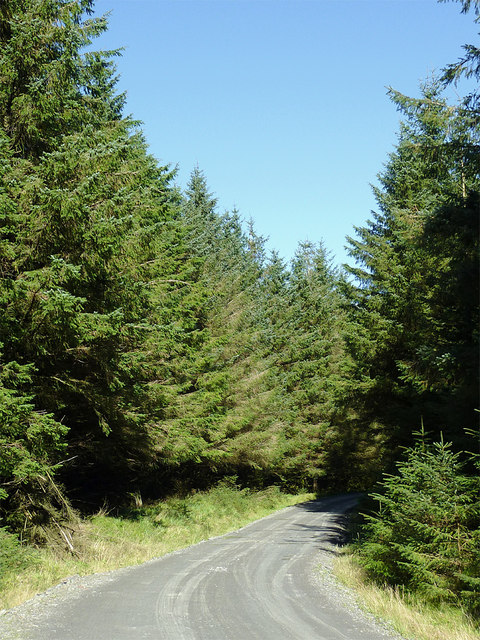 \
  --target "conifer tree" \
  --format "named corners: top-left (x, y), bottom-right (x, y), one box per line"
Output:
top-left (255, 242), bottom-right (359, 489)
top-left (358, 433), bottom-right (480, 613)
top-left (346, 80), bottom-right (480, 454)
top-left (0, 0), bottom-right (123, 159)
top-left (440, 0), bottom-right (480, 115)
top-left (156, 169), bottom-right (275, 488)
top-left (0, 0), bottom-right (180, 526)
